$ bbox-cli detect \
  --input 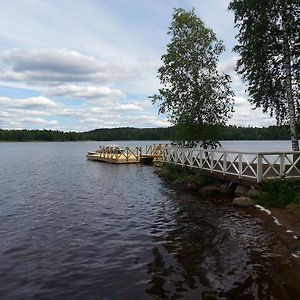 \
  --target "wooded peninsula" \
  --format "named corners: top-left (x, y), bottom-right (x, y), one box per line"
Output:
top-left (0, 125), bottom-right (294, 142)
